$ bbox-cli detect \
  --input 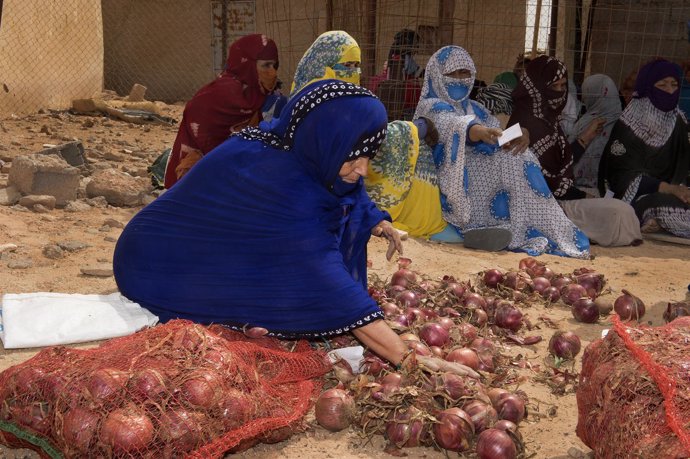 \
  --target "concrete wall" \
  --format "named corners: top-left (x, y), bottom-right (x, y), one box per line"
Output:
top-left (0, 0), bottom-right (104, 115)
